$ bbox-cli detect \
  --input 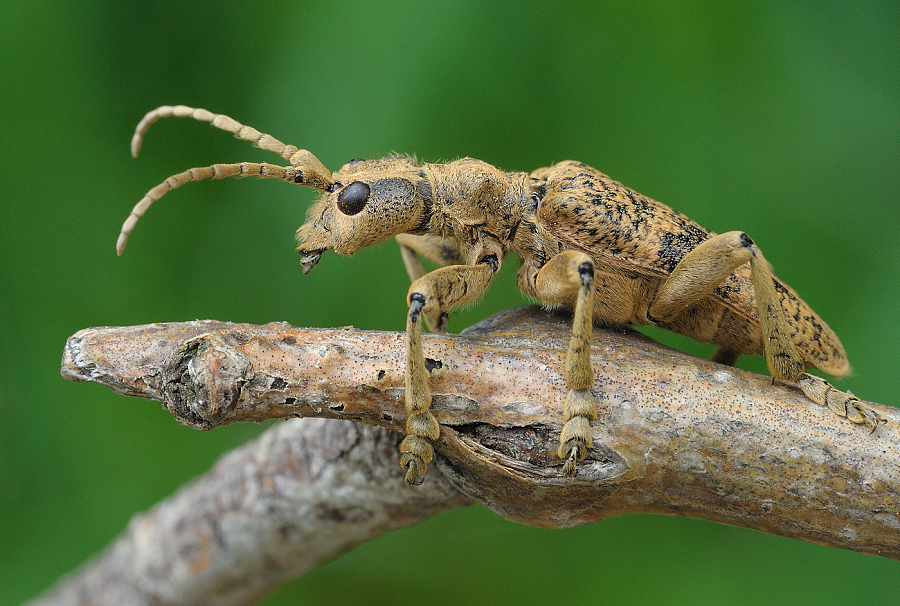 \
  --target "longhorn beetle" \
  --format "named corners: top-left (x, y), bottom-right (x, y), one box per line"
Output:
top-left (118, 105), bottom-right (881, 485)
